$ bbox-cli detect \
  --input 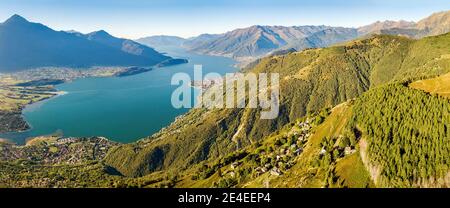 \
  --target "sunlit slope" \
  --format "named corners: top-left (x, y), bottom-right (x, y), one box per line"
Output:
top-left (410, 72), bottom-right (450, 98)
top-left (237, 82), bottom-right (450, 188)
top-left (249, 102), bottom-right (372, 188)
